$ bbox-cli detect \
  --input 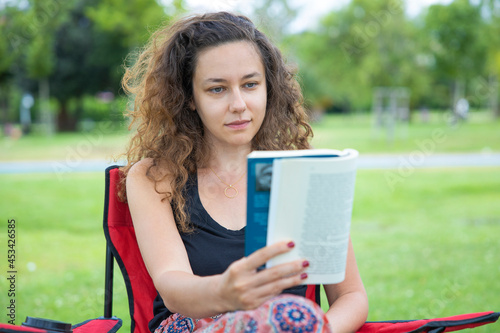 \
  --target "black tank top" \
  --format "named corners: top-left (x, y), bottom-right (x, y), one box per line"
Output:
top-left (148, 172), bottom-right (306, 332)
